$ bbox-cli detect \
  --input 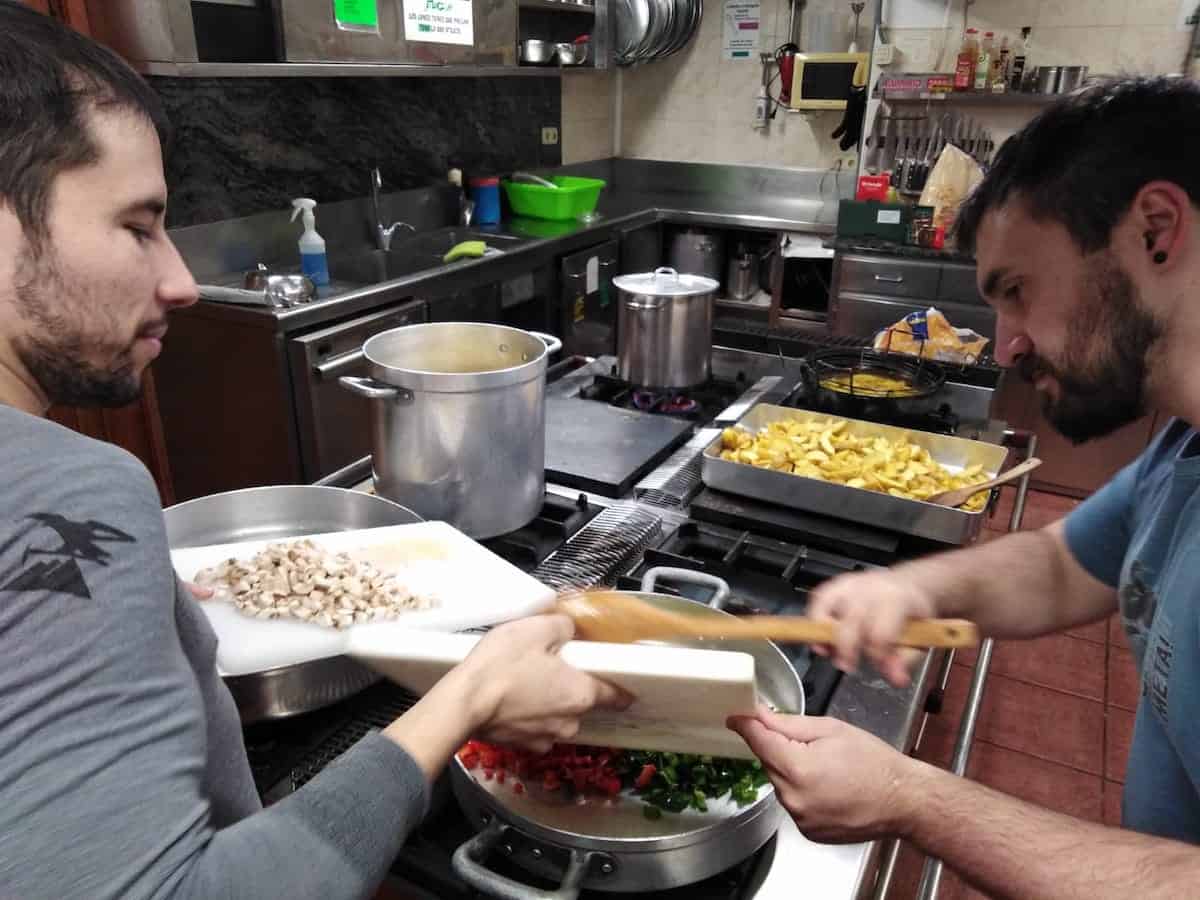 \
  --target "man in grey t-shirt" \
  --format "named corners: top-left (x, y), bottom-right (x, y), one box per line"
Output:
top-left (0, 6), bottom-right (626, 898)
